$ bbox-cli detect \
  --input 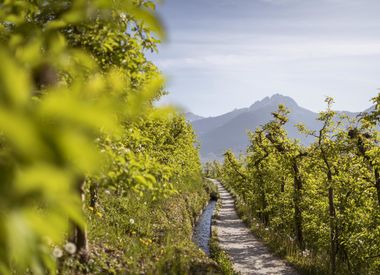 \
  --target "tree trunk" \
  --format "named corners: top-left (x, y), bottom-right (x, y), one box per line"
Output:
top-left (69, 177), bottom-right (89, 262)
top-left (292, 161), bottom-right (304, 250)
top-left (89, 181), bottom-right (98, 209)
top-left (259, 175), bottom-right (269, 226)
top-left (375, 169), bottom-right (380, 206)
top-left (327, 170), bottom-right (337, 275)
top-left (260, 188), bottom-right (269, 226)
top-left (281, 176), bottom-right (285, 193)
